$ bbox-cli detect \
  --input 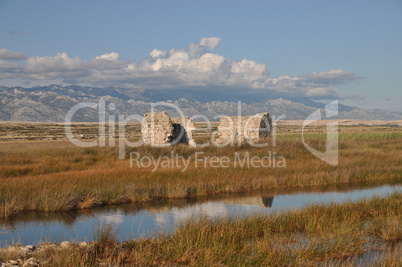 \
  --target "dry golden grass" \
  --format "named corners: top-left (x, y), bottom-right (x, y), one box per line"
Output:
top-left (0, 129), bottom-right (401, 218)
top-left (0, 193), bottom-right (400, 266)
